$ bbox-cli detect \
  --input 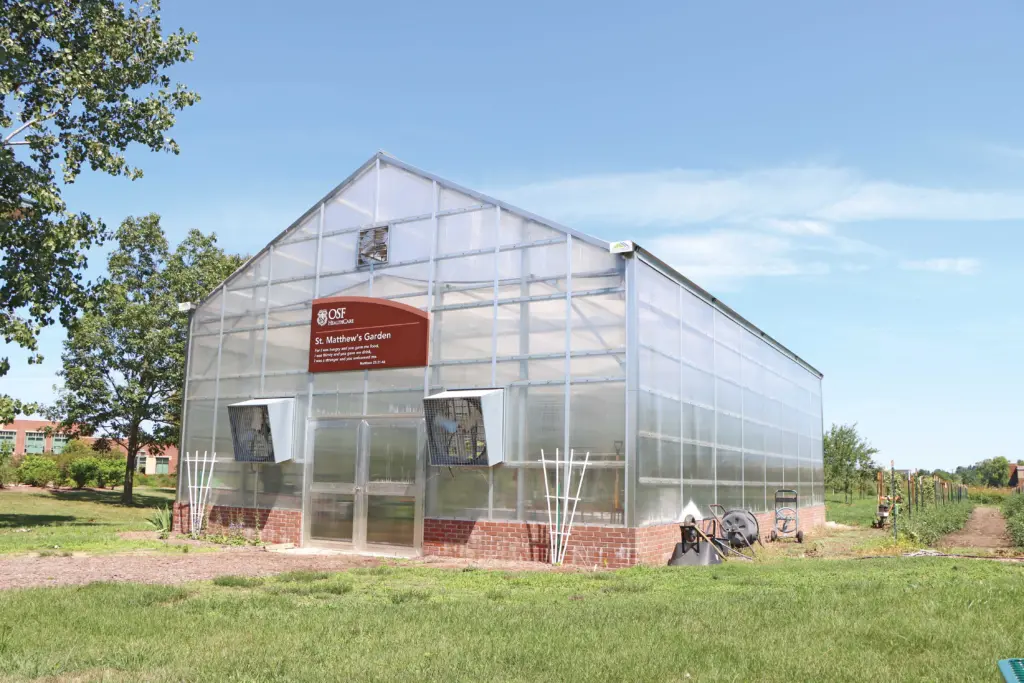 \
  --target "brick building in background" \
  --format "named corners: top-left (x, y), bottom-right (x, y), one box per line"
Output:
top-left (0, 418), bottom-right (179, 475)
